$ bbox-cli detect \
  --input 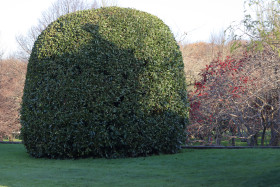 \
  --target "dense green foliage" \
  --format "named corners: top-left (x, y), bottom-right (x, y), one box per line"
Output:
top-left (1, 144), bottom-right (280, 186)
top-left (20, 7), bottom-right (188, 159)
